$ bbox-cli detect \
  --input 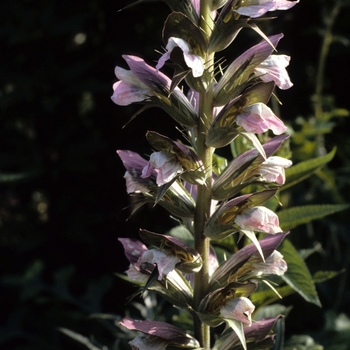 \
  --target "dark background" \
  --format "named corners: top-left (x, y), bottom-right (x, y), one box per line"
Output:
top-left (1, 0), bottom-right (350, 349)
